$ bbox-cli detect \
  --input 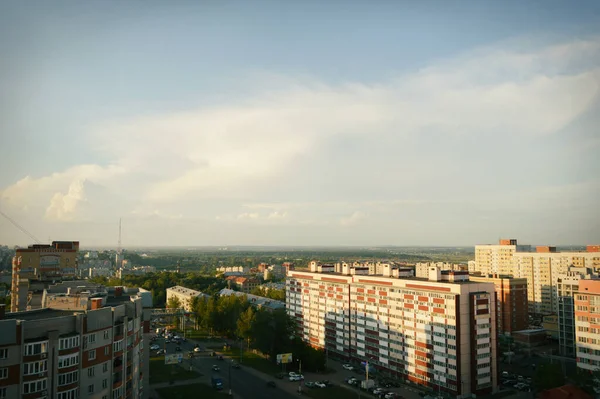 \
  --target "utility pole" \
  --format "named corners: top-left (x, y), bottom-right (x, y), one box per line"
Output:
top-left (229, 360), bottom-right (232, 396)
